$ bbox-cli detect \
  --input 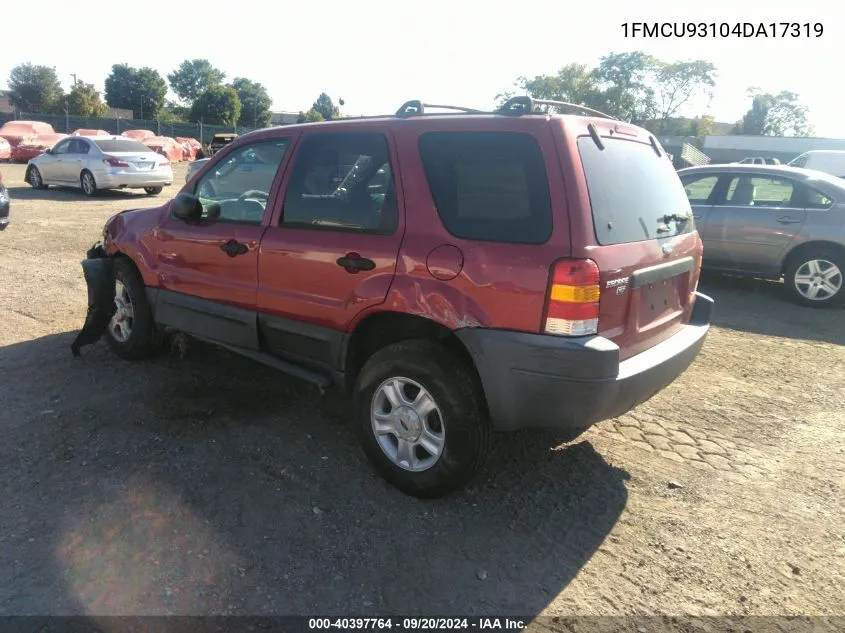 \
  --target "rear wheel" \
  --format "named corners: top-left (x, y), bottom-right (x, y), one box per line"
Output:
top-left (353, 340), bottom-right (491, 498)
top-left (785, 249), bottom-right (844, 307)
top-left (80, 170), bottom-right (98, 197)
top-left (105, 258), bottom-right (160, 360)
top-left (144, 186), bottom-right (163, 195)
top-left (27, 166), bottom-right (46, 189)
